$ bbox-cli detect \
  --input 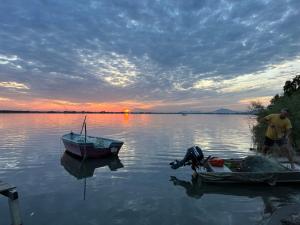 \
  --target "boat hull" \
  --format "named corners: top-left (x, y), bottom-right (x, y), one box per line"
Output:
top-left (197, 171), bottom-right (300, 184)
top-left (197, 158), bottom-right (300, 185)
top-left (62, 133), bottom-right (123, 159)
